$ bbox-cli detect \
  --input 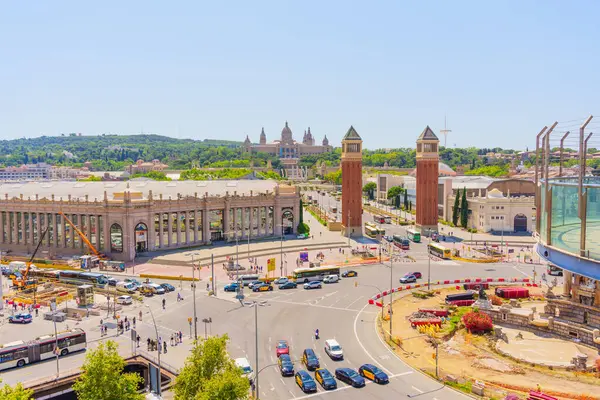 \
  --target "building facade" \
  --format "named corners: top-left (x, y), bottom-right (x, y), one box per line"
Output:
top-left (0, 180), bottom-right (300, 262)
top-left (341, 126), bottom-right (363, 237)
top-left (126, 159), bottom-right (168, 175)
top-left (415, 126), bottom-right (440, 233)
top-left (0, 163), bottom-right (53, 181)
